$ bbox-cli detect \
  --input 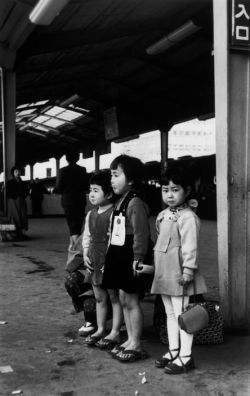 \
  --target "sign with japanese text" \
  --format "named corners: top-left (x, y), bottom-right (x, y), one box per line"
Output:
top-left (230, 0), bottom-right (250, 50)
